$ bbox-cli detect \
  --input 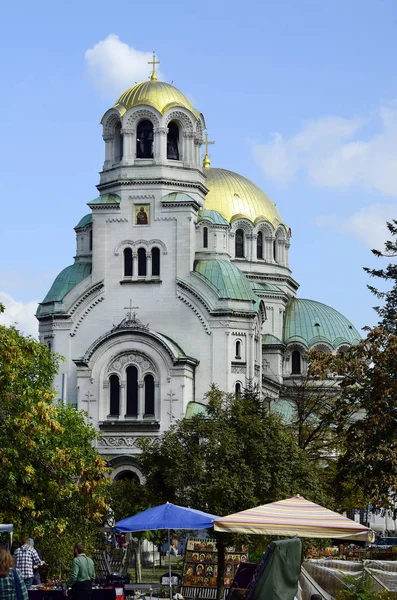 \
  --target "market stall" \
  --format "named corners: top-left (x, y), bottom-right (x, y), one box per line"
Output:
top-left (214, 496), bottom-right (374, 542)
